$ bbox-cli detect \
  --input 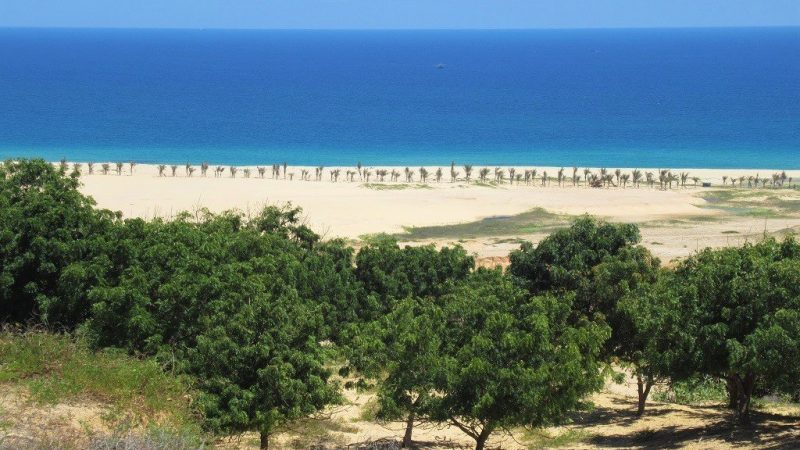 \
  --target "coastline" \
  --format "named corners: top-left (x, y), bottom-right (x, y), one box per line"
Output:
top-left (52, 161), bottom-right (800, 263)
